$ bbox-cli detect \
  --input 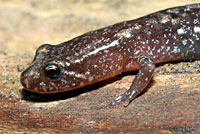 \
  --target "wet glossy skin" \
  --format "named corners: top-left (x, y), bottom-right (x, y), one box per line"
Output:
top-left (21, 3), bottom-right (200, 107)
